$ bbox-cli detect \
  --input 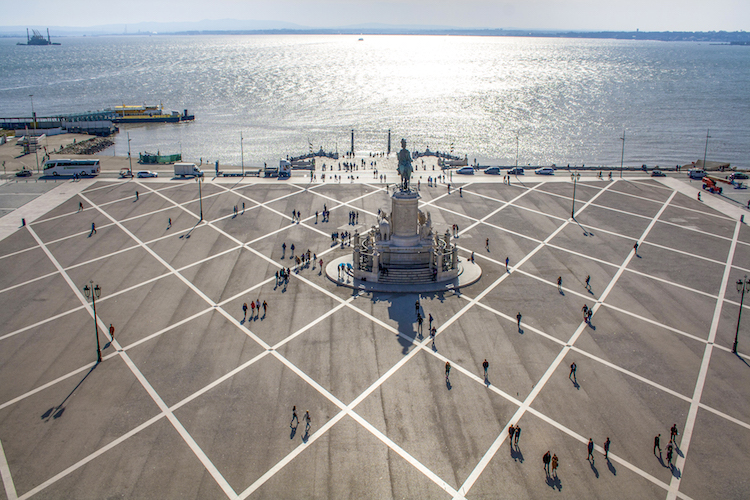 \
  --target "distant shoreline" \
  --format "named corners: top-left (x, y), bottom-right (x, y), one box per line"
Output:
top-left (1, 29), bottom-right (750, 44)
